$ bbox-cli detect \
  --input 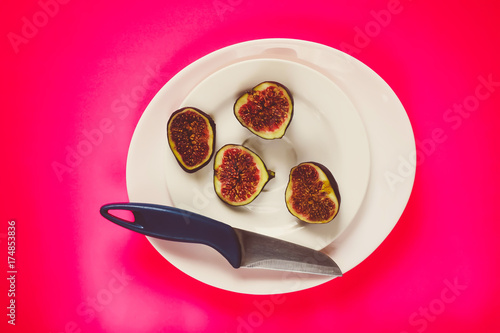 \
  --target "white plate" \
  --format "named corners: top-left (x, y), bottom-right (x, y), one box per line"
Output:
top-left (126, 39), bottom-right (416, 294)
top-left (165, 58), bottom-right (370, 249)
